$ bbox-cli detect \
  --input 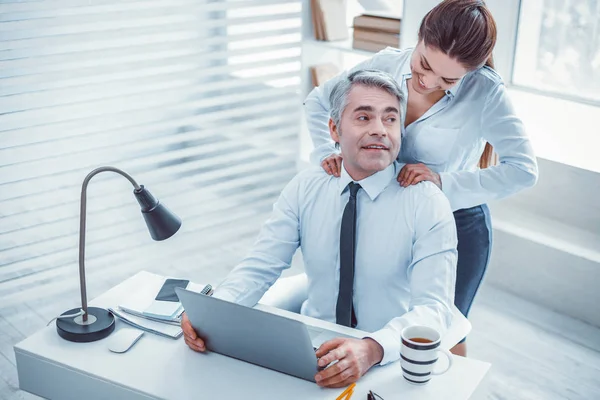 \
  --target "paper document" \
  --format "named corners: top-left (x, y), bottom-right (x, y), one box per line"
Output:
top-left (118, 275), bottom-right (196, 322)
top-left (112, 272), bottom-right (212, 338)
top-left (109, 307), bottom-right (183, 339)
